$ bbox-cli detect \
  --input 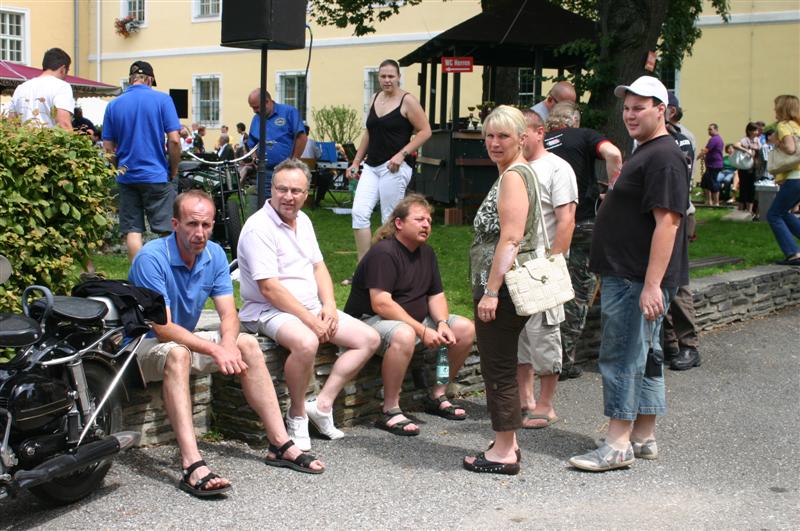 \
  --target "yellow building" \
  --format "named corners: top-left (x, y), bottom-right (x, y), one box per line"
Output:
top-left (2, 0), bottom-right (798, 151)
